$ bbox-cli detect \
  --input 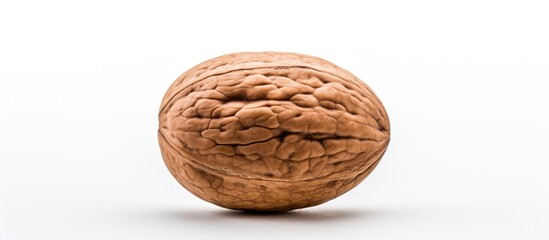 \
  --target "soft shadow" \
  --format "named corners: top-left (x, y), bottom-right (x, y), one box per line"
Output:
top-left (151, 207), bottom-right (388, 224)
